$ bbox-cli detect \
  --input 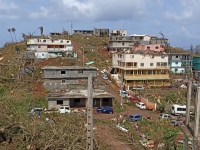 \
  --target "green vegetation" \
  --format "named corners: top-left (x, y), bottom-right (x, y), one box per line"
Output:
top-left (113, 99), bottom-right (126, 113)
